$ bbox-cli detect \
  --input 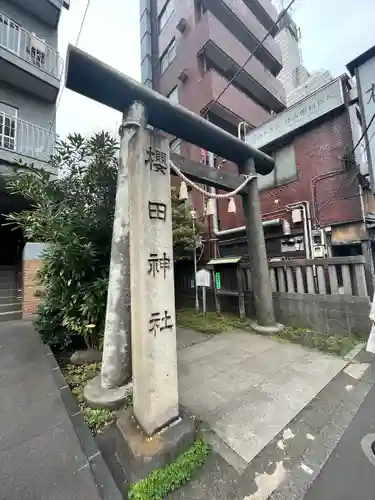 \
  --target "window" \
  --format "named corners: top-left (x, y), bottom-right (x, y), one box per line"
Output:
top-left (170, 138), bottom-right (181, 154)
top-left (160, 38), bottom-right (176, 74)
top-left (0, 103), bottom-right (17, 151)
top-left (0, 14), bottom-right (21, 55)
top-left (167, 86), bottom-right (179, 104)
top-left (258, 144), bottom-right (297, 190)
top-left (158, 0), bottom-right (174, 32)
